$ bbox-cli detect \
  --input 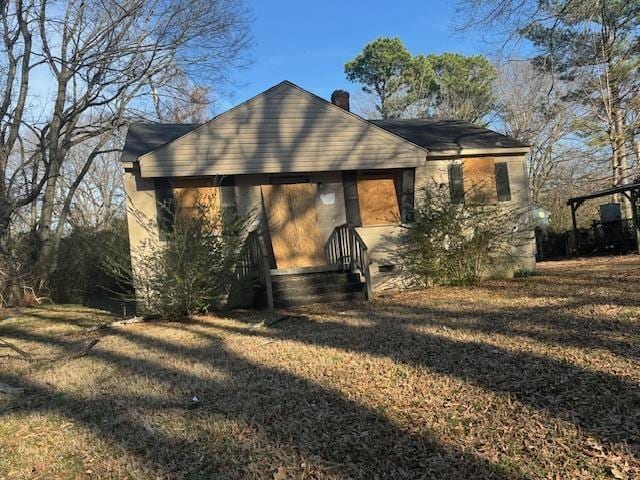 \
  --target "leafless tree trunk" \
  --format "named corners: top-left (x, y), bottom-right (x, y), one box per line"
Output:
top-left (493, 62), bottom-right (583, 205)
top-left (0, 0), bottom-right (251, 299)
top-left (456, 0), bottom-right (640, 220)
